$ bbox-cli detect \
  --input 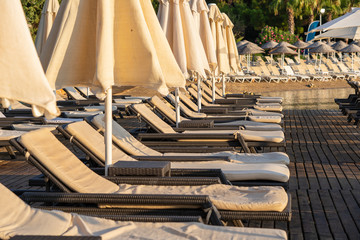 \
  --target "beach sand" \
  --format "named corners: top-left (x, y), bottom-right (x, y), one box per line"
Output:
top-left (114, 79), bottom-right (351, 96)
